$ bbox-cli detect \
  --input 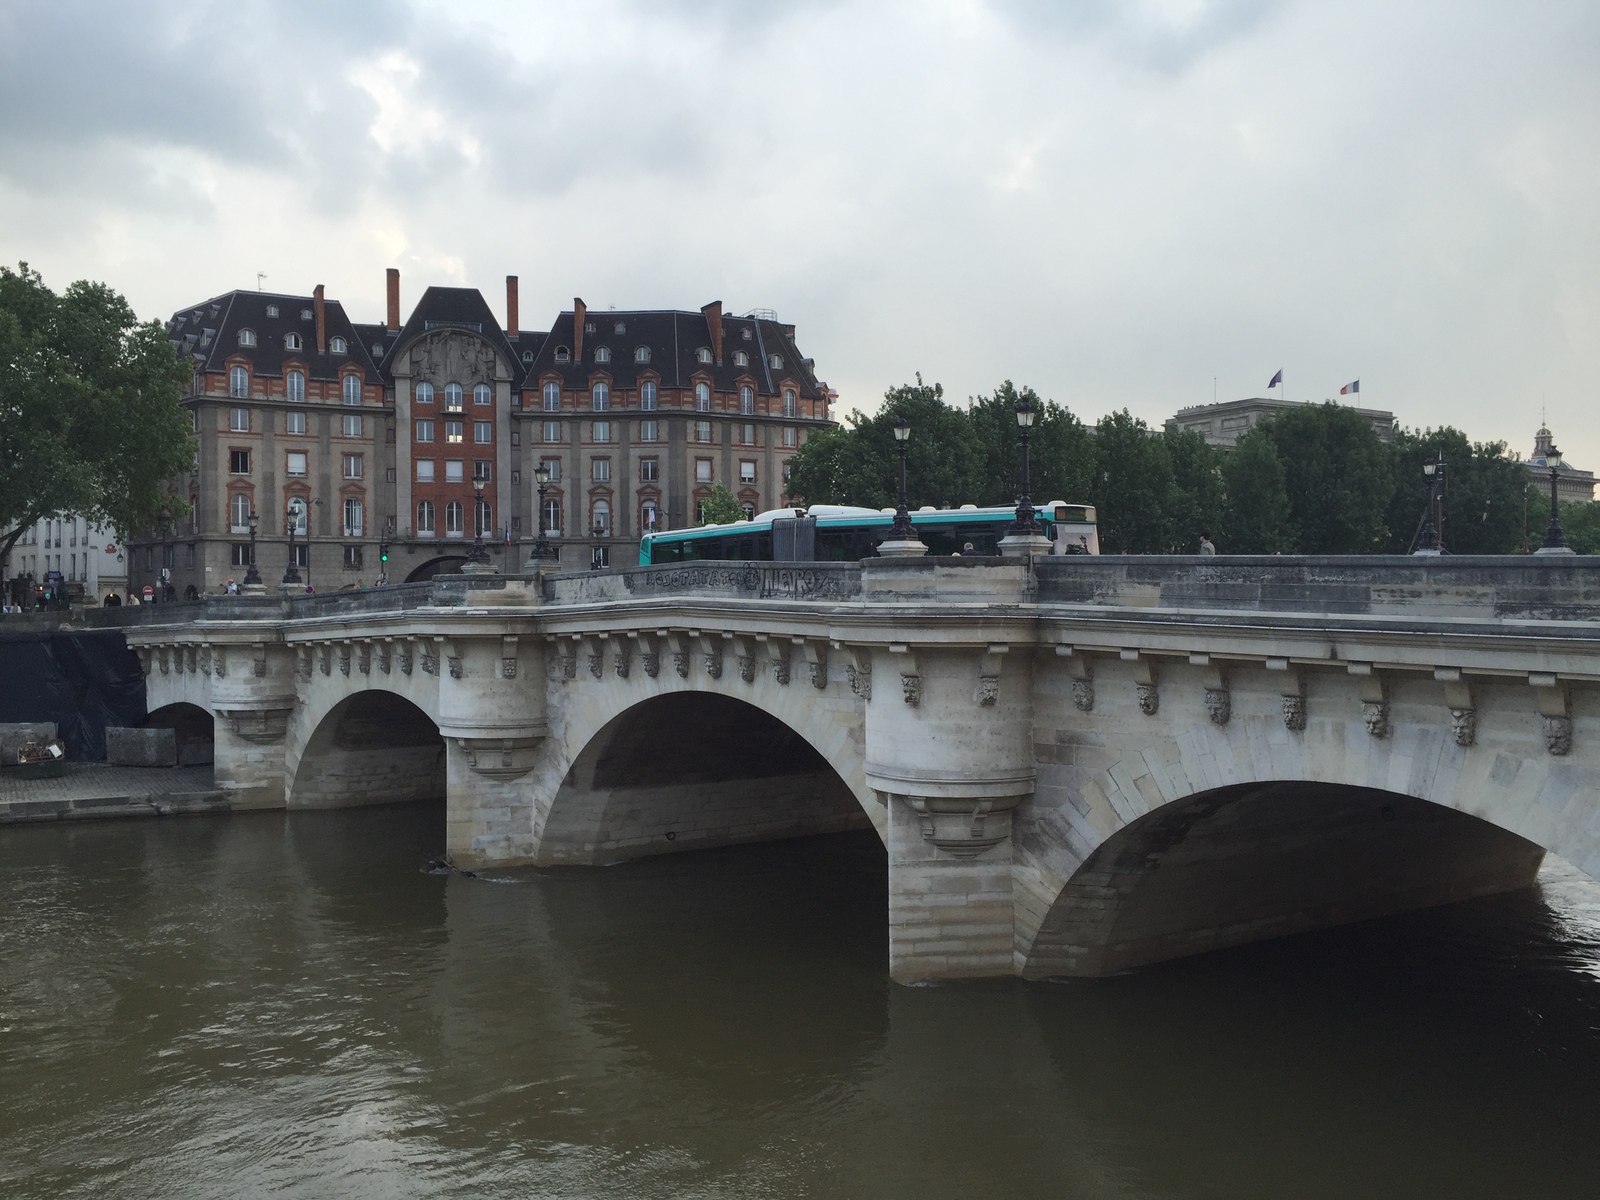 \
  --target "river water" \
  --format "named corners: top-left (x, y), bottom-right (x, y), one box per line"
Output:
top-left (4, 803), bottom-right (1600, 1199)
